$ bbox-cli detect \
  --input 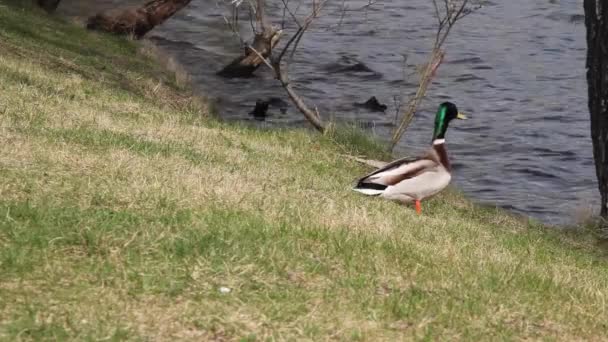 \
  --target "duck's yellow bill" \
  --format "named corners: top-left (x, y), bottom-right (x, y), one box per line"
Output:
top-left (457, 112), bottom-right (468, 120)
